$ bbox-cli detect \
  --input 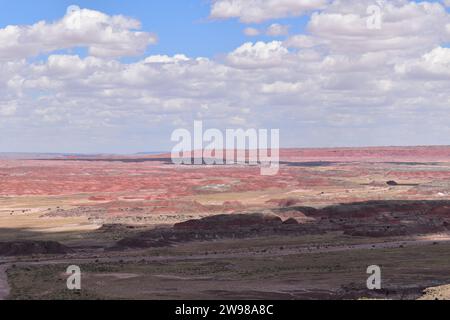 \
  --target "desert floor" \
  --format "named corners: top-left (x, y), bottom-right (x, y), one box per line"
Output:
top-left (1, 146), bottom-right (450, 300)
